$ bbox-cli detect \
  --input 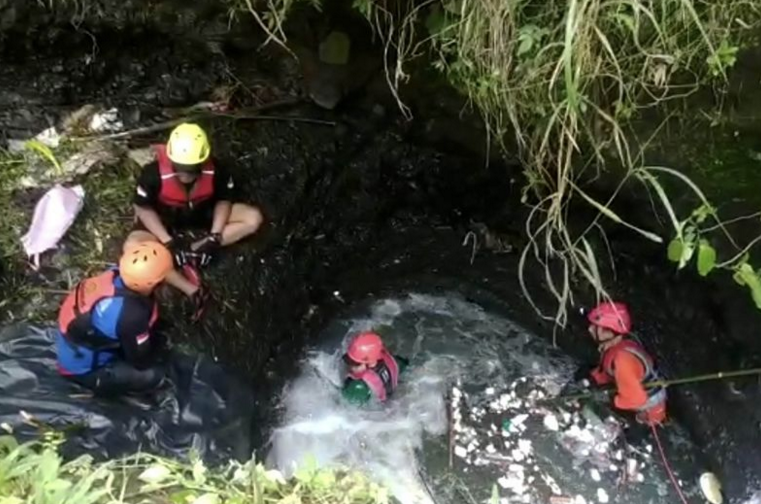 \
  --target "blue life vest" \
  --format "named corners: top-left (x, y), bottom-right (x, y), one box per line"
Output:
top-left (56, 271), bottom-right (155, 376)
